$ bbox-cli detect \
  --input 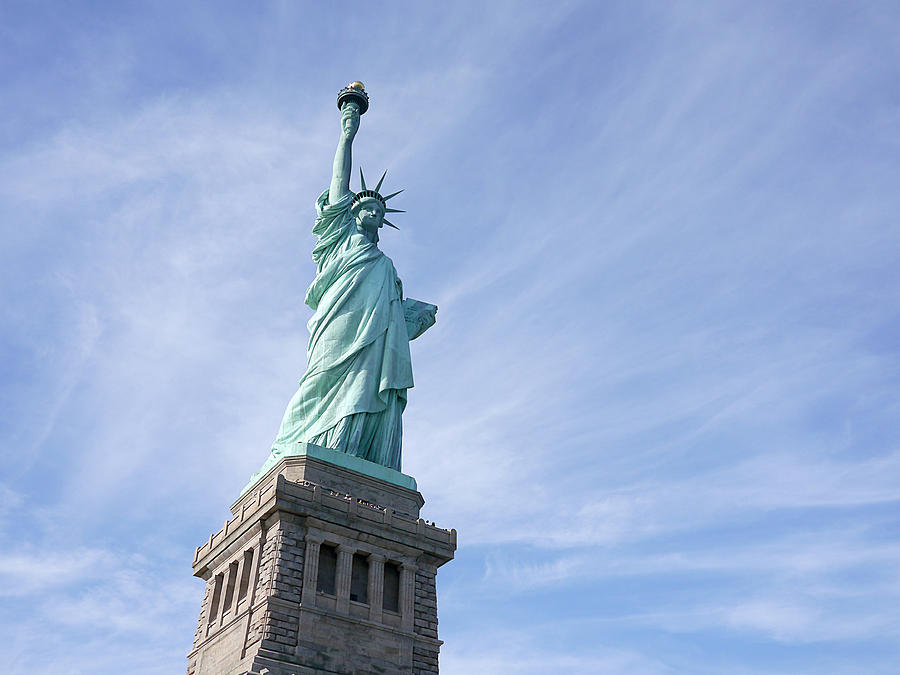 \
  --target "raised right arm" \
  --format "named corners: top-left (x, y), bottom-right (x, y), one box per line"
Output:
top-left (329, 102), bottom-right (360, 205)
